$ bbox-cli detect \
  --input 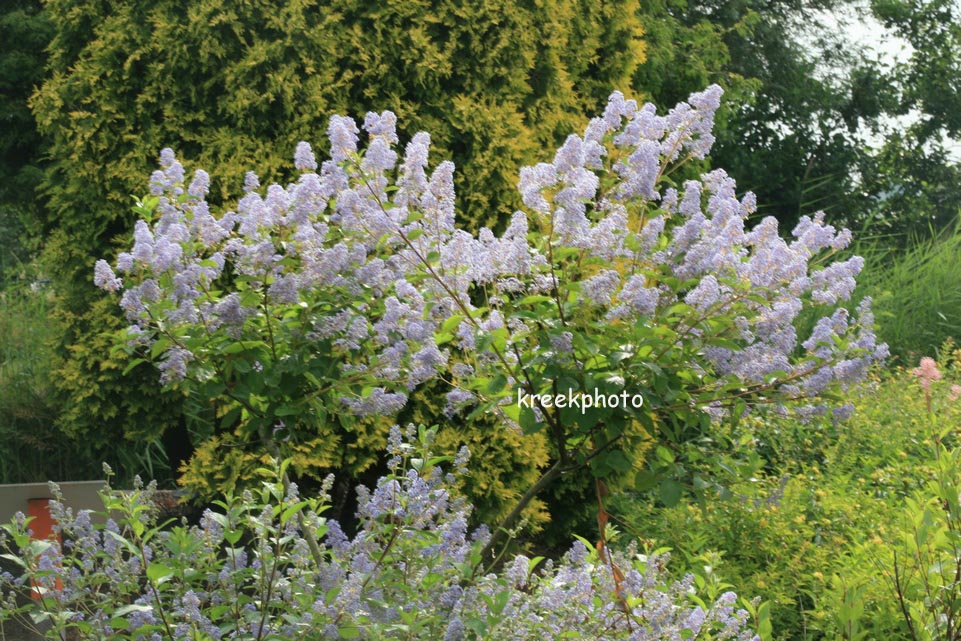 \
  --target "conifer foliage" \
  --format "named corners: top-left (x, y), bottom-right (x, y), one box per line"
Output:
top-left (33, 0), bottom-right (646, 491)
